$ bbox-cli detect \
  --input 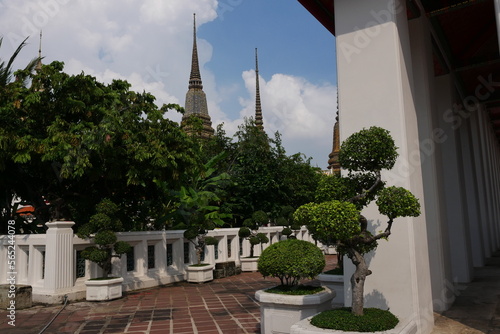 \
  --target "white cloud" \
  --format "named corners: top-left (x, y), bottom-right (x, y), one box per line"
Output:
top-left (223, 70), bottom-right (337, 166)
